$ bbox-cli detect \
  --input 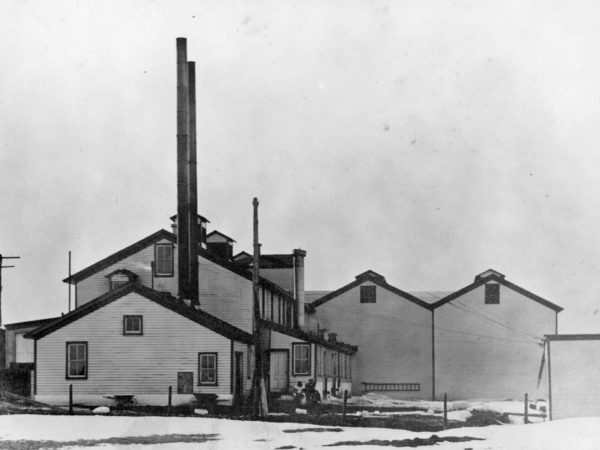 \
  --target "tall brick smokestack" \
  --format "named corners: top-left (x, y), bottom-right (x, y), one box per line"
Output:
top-left (176, 37), bottom-right (190, 300)
top-left (188, 61), bottom-right (199, 305)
